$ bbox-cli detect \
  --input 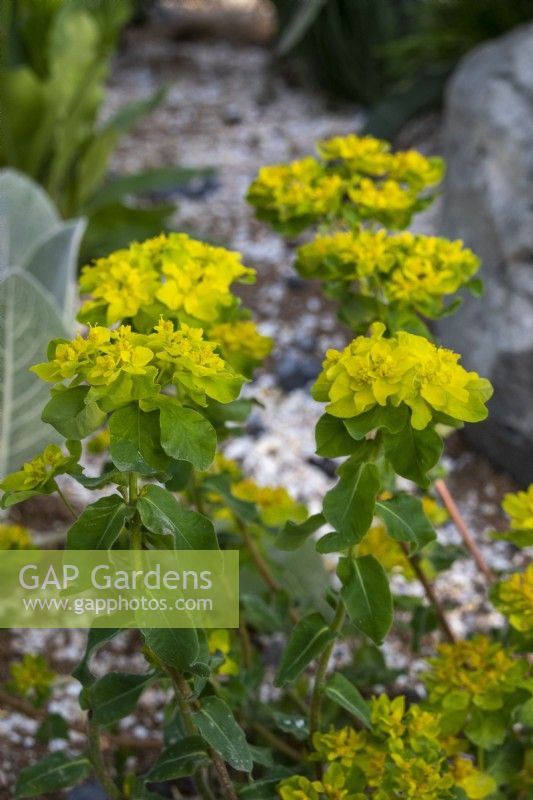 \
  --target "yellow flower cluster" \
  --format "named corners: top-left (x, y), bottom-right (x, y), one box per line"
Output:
top-left (0, 445), bottom-right (68, 493)
top-left (280, 696), bottom-right (494, 800)
top-left (0, 523), bottom-right (33, 550)
top-left (231, 478), bottom-right (307, 527)
top-left (207, 629), bottom-right (239, 676)
top-left (248, 134), bottom-right (444, 234)
top-left (423, 636), bottom-right (528, 711)
top-left (316, 134), bottom-right (392, 174)
top-left (348, 179), bottom-right (422, 230)
top-left (247, 157), bottom-right (345, 233)
top-left (316, 135), bottom-right (444, 192)
top-left (312, 323), bottom-right (492, 429)
top-left (32, 320), bottom-right (245, 407)
top-left (209, 320), bottom-right (273, 372)
top-left (79, 233), bottom-right (255, 327)
top-left (9, 654), bottom-right (55, 702)
top-left (492, 563), bottom-right (533, 634)
top-left (502, 485), bottom-right (533, 529)
top-left (296, 230), bottom-right (479, 316)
